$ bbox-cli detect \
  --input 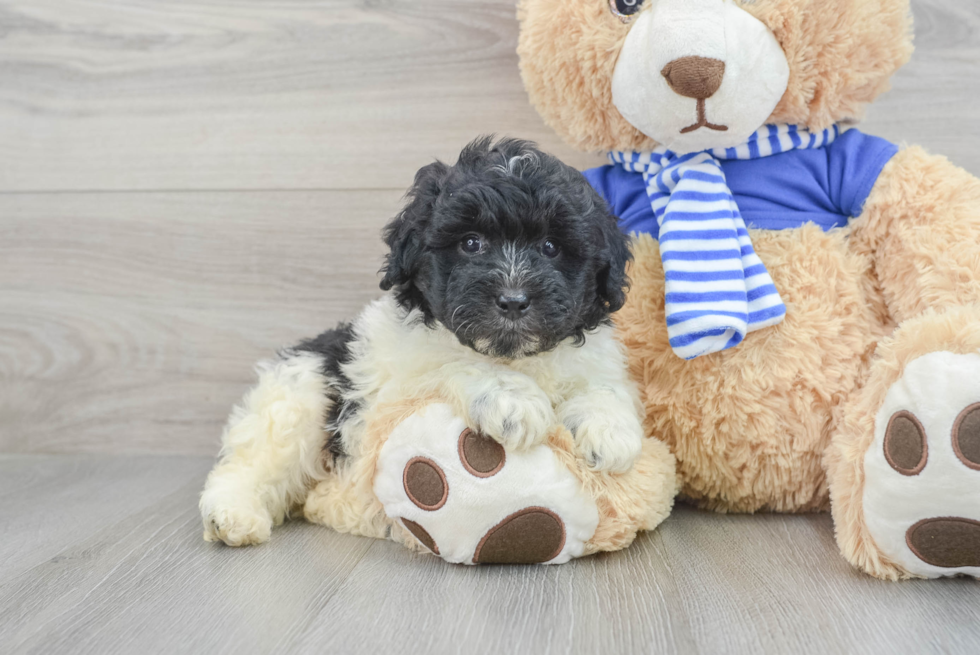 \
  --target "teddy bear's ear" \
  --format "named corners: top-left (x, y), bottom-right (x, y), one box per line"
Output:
top-left (746, 0), bottom-right (914, 128)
